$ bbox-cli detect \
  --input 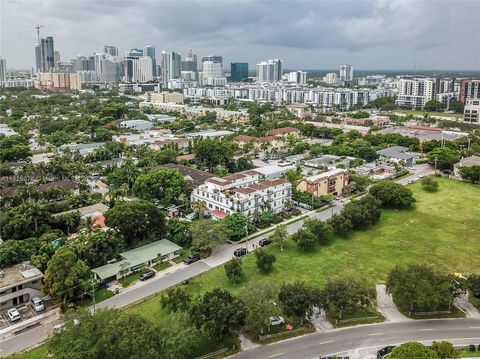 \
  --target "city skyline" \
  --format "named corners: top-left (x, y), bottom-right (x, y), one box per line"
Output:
top-left (1, 0), bottom-right (479, 70)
